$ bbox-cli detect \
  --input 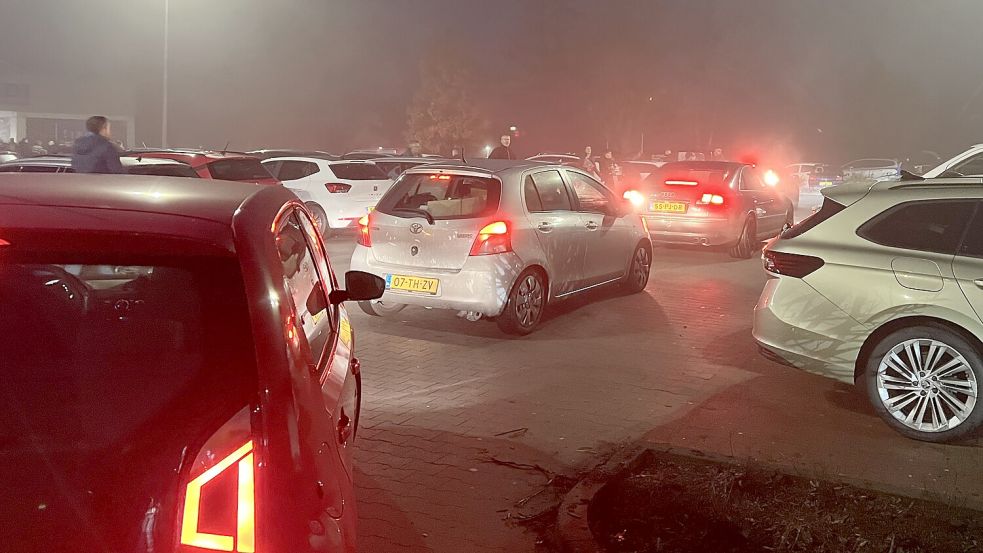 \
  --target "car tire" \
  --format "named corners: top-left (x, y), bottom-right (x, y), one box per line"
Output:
top-left (496, 269), bottom-right (547, 336)
top-left (728, 217), bottom-right (757, 259)
top-left (358, 300), bottom-right (406, 317)
top-left (622, 242), bottom-right (651, 294)
top-left (305, 202), bottom-right (330, 237)
top-left (864, 325), bottom-right (983, 443)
